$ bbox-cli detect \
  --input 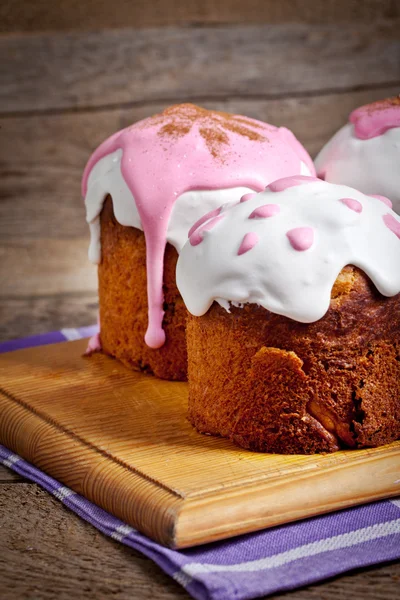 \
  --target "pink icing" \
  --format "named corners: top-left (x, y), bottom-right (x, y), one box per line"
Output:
top-left (189, 215), bottom-right (224, 246)
top-left (383, 213), bottom-right (400, 239)
top-left (240, 192), bottom-right (257, 203)
top-left (340, 197), bottom-right (363, 213)
top-left (249, 204), bottom-right (280, 219)
top-left (370, 194), bottom-right (393, 209)
top-left (238, 232), bottom-right (259, 256)
top-left (82, 104), bottom-right (315, 348)
top-left (278, 127), bottom-right (317, 174)
top-left (84, 333), bottom-right (102, 356)
top-left (349, 96), bottom-right (400, 140)
top-left (188, 207), bottom-right (222, 238)
top-left (287, 227), bottom-right (314, 251)
top-left (269, 175), bottom-right (321, 192)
